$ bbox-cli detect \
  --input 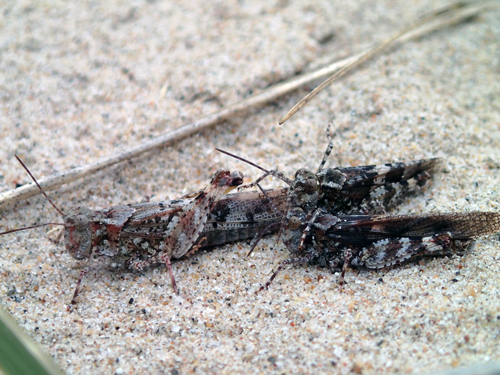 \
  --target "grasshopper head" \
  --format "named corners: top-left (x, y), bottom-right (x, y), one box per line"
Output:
top-left (288, 169), bottom-right (321, 211)
top-left (64, 207), bottom-right (97, 260)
